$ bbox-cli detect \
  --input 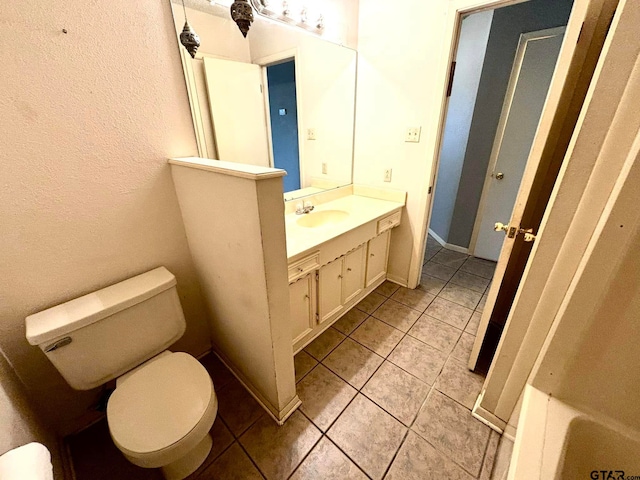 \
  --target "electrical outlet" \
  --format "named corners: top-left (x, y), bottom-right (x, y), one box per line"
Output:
top-left (405, 127), bottom-right (422, 143)
top-left (307, 128), bottom-right (317, 140)
top-left (384, 169), bottom-right (392, 182)
top-left (322, 163), bottom-right (328, 174)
